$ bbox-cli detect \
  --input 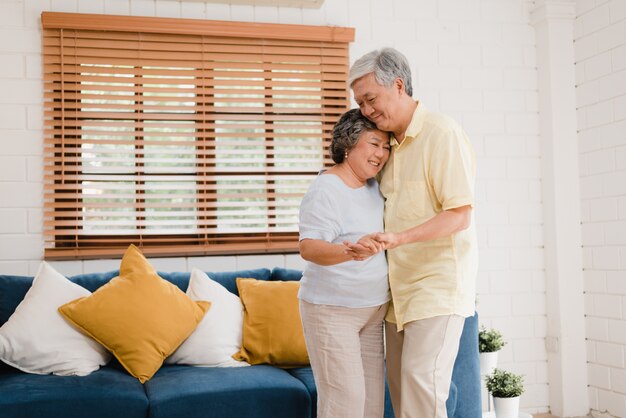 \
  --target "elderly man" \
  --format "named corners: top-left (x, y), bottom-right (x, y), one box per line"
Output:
top-left (347, 48), bottom-right (479, 418)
